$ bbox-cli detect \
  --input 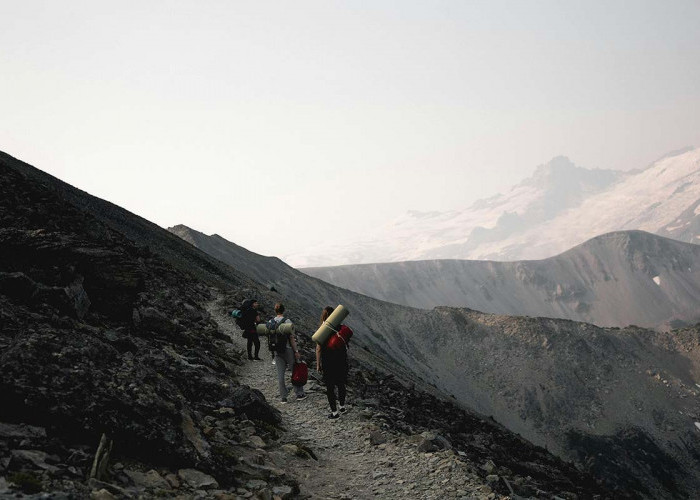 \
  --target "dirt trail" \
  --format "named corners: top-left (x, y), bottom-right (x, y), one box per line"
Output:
top-left (210, 301), bottom-right (497, 500)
